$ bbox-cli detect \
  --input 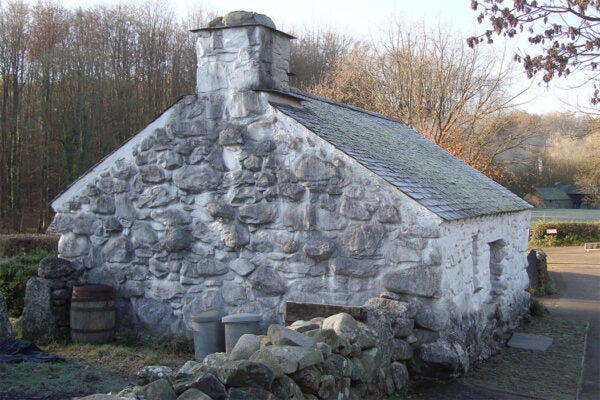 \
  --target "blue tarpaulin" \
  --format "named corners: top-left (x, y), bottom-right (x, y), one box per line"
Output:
top-left (0, 338), bottom-right (64, 363)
